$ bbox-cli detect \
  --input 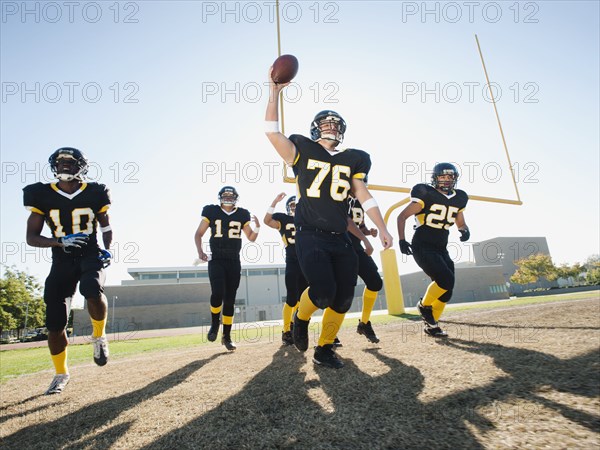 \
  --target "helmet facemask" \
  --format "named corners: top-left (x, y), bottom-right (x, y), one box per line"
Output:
top-left (431, 163), bottom-right (459, 193)
top-left (310, 111), bottom-right (346, 144)
top-left (218, 187), bottom-right (239, 206)
top-left (49, 148), bottom-right (88, 182)
top-left (286, 196), bottom-right (296, 216)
